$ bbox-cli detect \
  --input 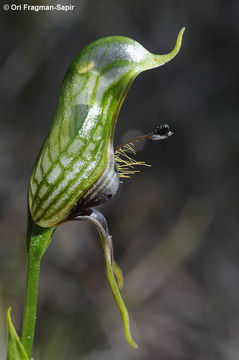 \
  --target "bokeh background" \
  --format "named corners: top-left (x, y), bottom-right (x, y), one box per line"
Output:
top-left (1, 1), bottom-right (239, 359)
